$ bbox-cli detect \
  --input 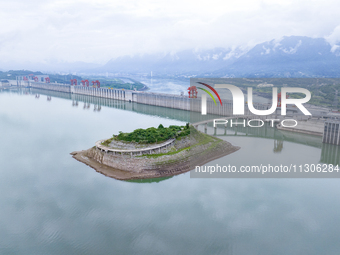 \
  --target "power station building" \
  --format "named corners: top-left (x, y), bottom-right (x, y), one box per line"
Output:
top-left (323, 120), bottom-right (340, 145)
